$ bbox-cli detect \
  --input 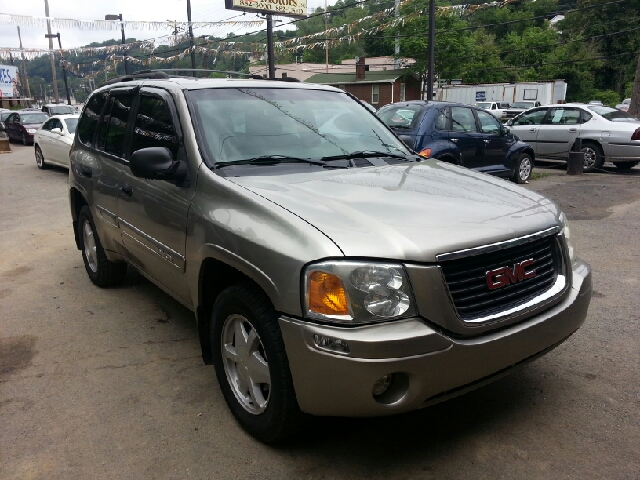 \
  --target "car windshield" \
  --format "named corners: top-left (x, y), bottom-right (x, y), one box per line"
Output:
top-left (186, 87), bottom-right (410, 165)
top-left (64, 118), bottom-right (78, 134)
top-left (475, 102), bottom-right (491, 109)
top-left (20, 113), bottom-right (48, 124)
top-left (48, 105), bottom-right (76, 115)
top-left (377, 105), bottom-right (425, 129)
top-left (511, 102), bottom-right (534, 109)
top-left (588, 105), bottom-right (640, 122)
